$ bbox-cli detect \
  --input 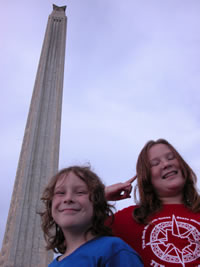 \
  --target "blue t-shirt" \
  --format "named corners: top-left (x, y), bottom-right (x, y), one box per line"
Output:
top-left (49, 236), bottom-right (143, 266)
